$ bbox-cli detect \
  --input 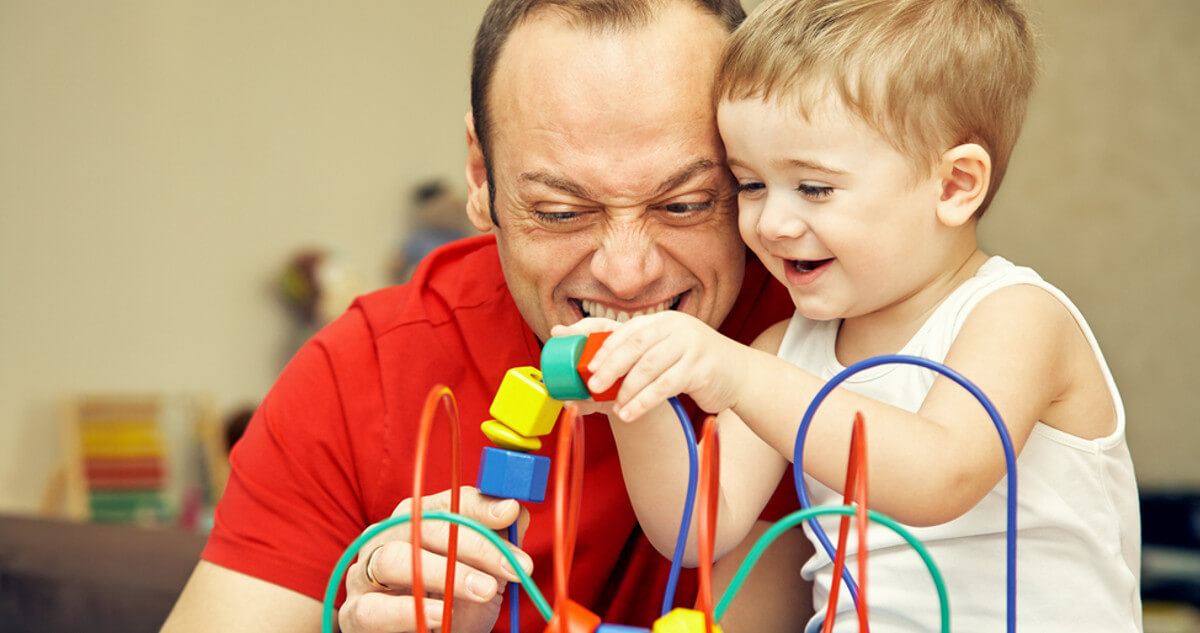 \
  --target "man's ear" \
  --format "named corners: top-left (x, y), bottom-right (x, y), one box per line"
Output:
top-left (934, 143), bottom-right (991, 227)
top-left (464, 111), bottom-right (494, 233)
